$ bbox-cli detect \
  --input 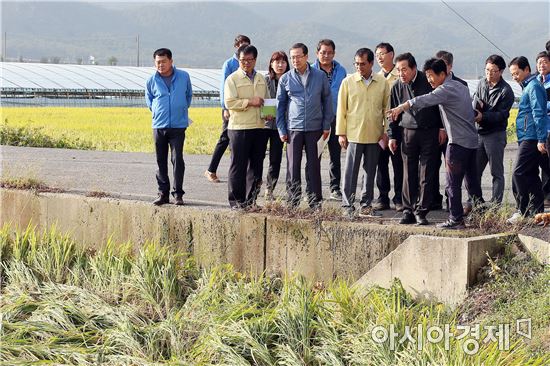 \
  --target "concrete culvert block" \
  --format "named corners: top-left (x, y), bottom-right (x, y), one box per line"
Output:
top-left (518, 234), bottom-right (550, 265)
top-left (354, 233), bottom-right (513, 306)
